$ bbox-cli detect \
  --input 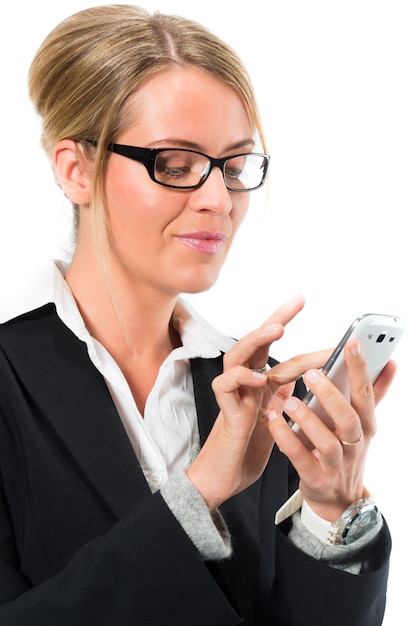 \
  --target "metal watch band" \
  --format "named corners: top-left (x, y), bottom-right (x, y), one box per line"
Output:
top-left (301, 495), bottom-right (379, 545)
top-left (328, 498), bottom-right (379, 545)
